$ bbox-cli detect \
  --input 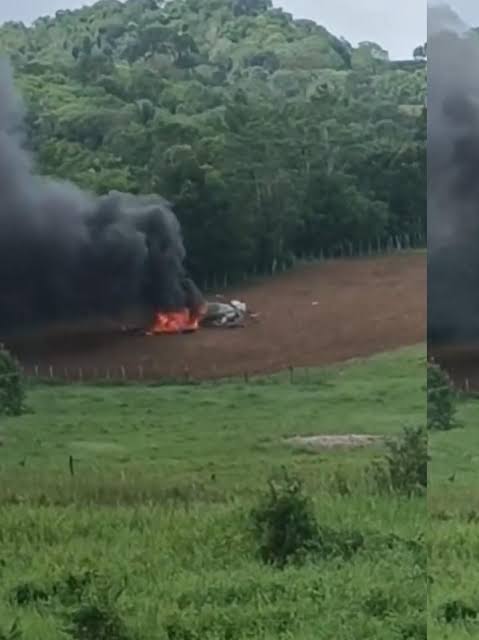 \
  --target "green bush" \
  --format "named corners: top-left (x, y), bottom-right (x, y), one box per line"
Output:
top-left (438, 599), bottom-right (479, 624)
top-left (0, 345), bottom-right (25, 416)
top-left (371, 426), bottom-right (428, 496)
top-left (427, 360), bottom-right (457, 431)
top-left (68, 602), bottom-right (132, 640)
top-left (64, 574), bottom-right (134, 640)
top-left (250, 469), bottom-right (367, 567)
top-left (250, 469), bottom-right (319, 567)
